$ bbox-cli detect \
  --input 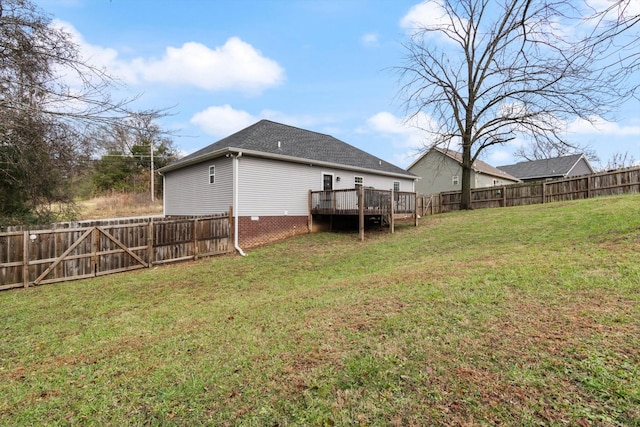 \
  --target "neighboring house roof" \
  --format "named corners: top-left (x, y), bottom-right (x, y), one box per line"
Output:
top-left (160, 120), bottom-right (416, 179)
top-left (497, 154), bottom-right (594, 180)
top-left (408, 147), bottom-right (520, 182)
